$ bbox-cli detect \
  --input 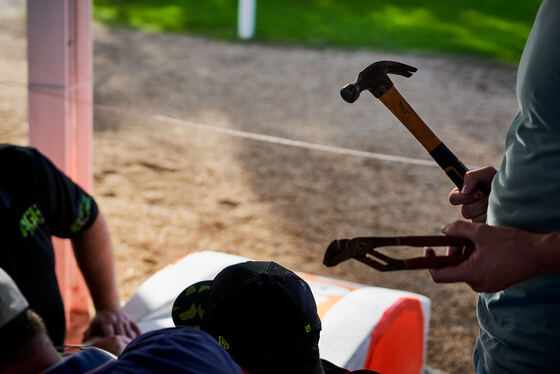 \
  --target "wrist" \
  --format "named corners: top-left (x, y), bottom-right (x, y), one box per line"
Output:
top-left (91, 286), bottom-right (121, 312)
top-left (94, 300), bottom-right (122, 312)
top-left (533, 232), bottom-right (560, 275)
